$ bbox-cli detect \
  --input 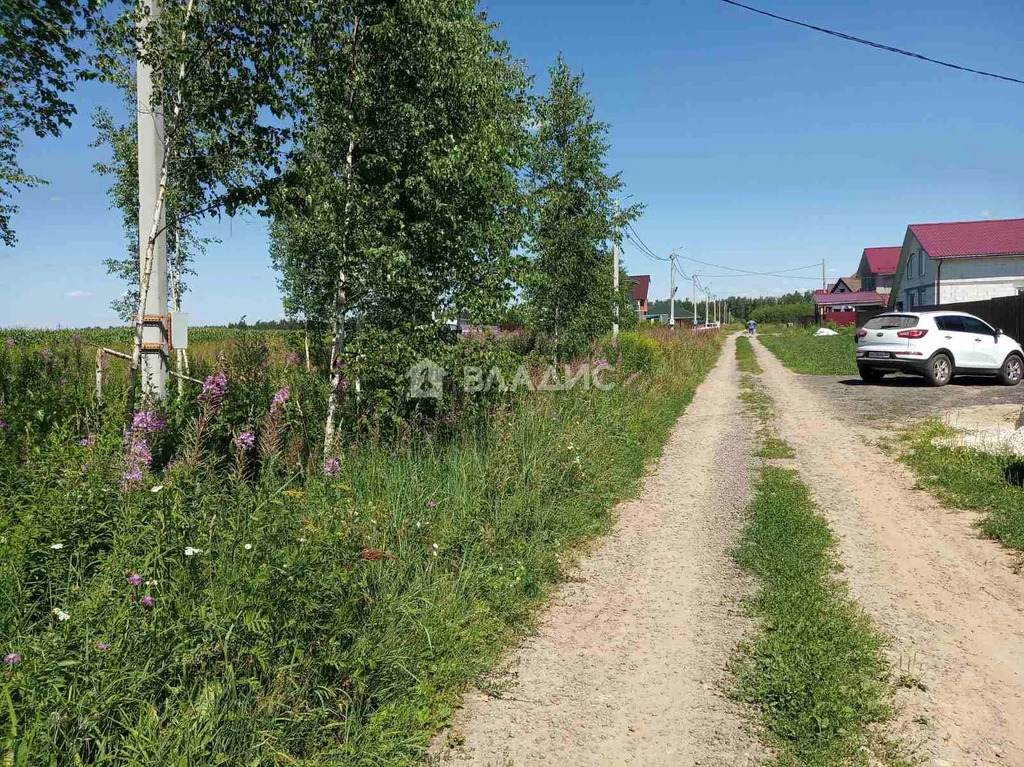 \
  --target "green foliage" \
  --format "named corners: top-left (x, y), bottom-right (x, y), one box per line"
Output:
top-left (735, 467), bottom-right (902, 766)
top-left (647, 291), bottom-right (814, 323)
top-left (750, 302), bottom-right (815, 325)
top-left (0, 0), bottom-right (94, 246)
top-left (758, 327), bottom-right (859, 376)
top-left (735, 336), bottom-right (762, 374)
top-left (523, 56), bottom-right (640, 359)
top-left (898, 421), bottom-right (1024, 551)
top-left (0, 328), bottom-right (722, 764)
top-left (271, 0), bottom-right (533, 436)
top-left (602, 331), bottom-right (662, 375)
